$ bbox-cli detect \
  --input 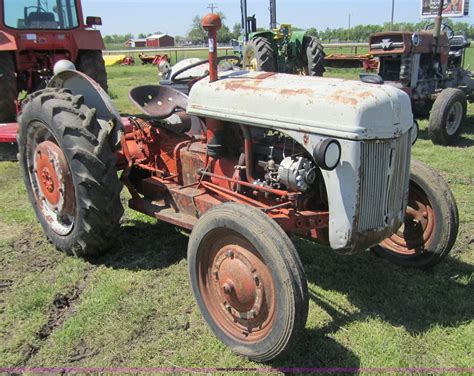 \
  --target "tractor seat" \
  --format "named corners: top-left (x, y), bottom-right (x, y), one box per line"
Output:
top-left (26, 11), bottom-right (55, 23)
top-left (129, 85), bottom-right (192, 134)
